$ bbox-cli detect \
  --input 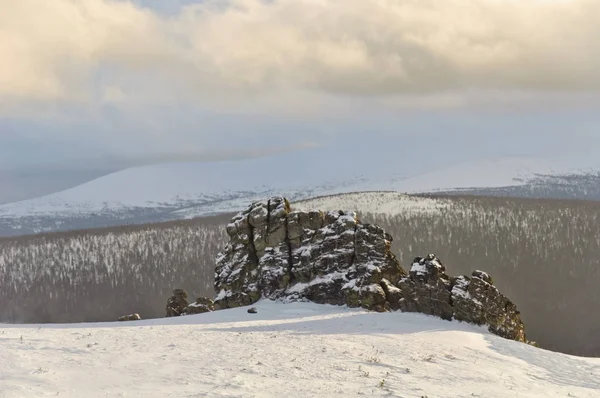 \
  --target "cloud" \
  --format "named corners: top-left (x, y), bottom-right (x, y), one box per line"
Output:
top-left (1, 0), bottom-right (599, 108)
